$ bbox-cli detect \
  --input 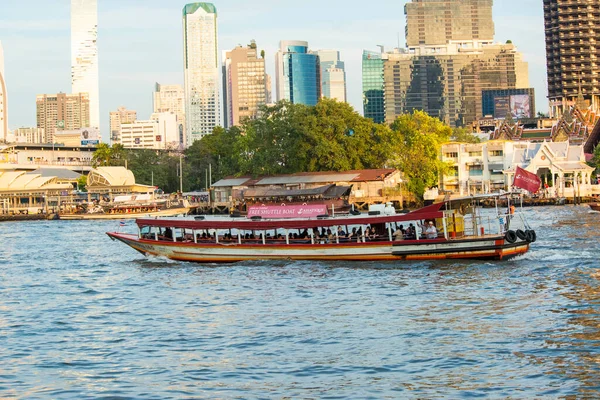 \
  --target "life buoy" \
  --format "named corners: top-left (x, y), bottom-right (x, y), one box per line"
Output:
top-left (525, 230), bottom-right (536, 243)
top-left (516, 229), bottom-right (527, 241)
top-left (281, 203), bottom-right (286, 207)
top-left (505, 230), bottom-right (517, 243)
